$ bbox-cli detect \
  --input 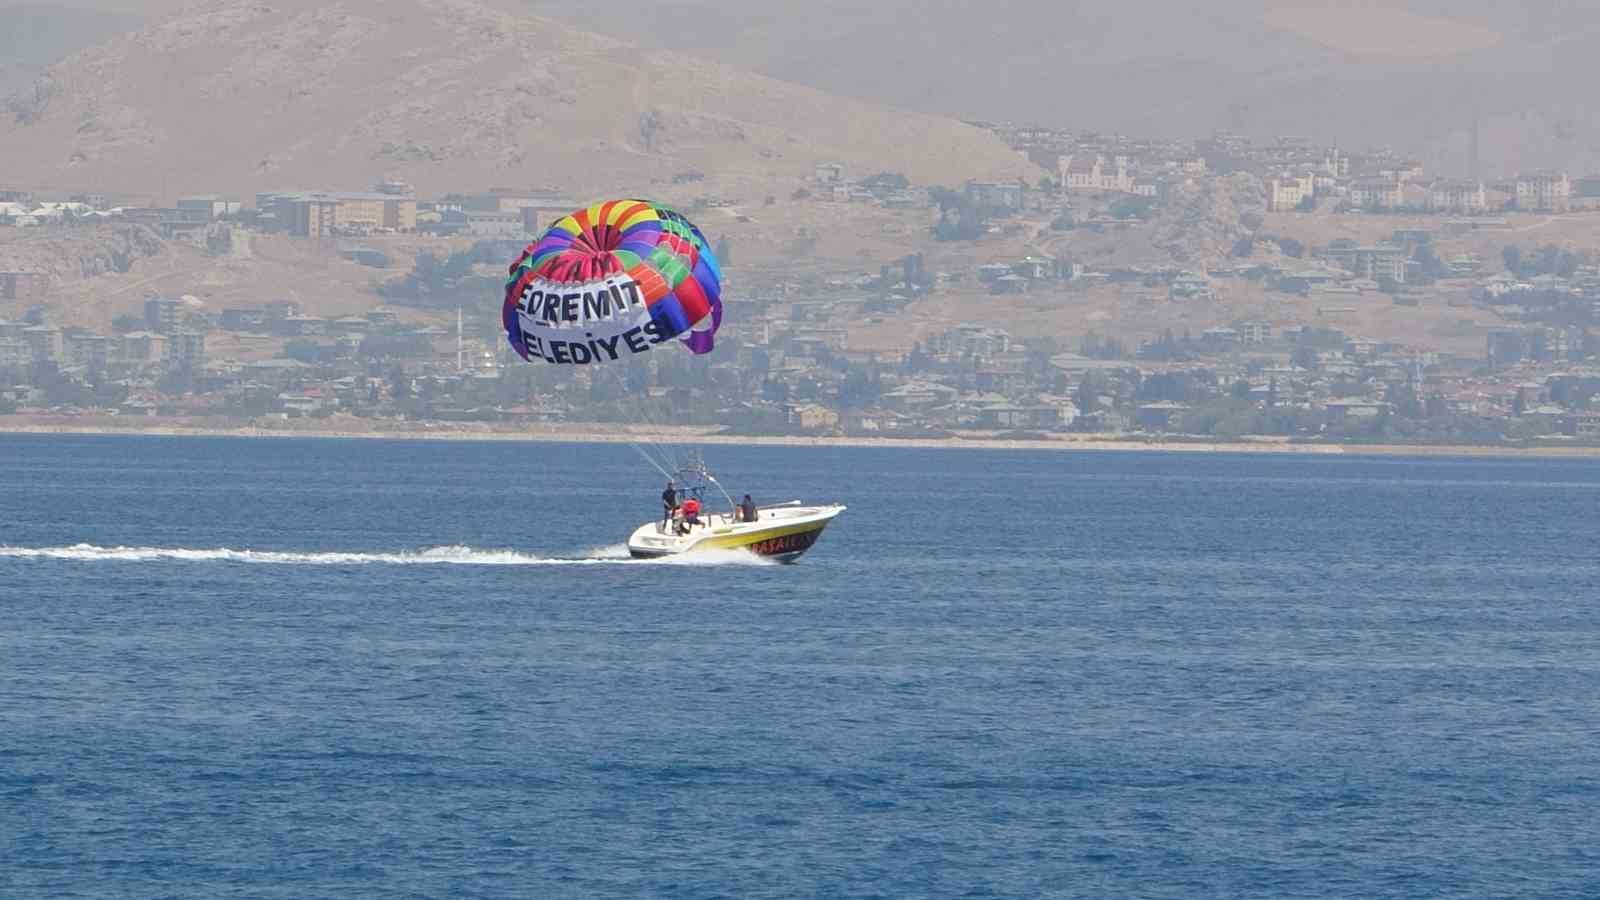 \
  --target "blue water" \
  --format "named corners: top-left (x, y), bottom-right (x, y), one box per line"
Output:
top-left (4, 434), bottom-right (1600, 898)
